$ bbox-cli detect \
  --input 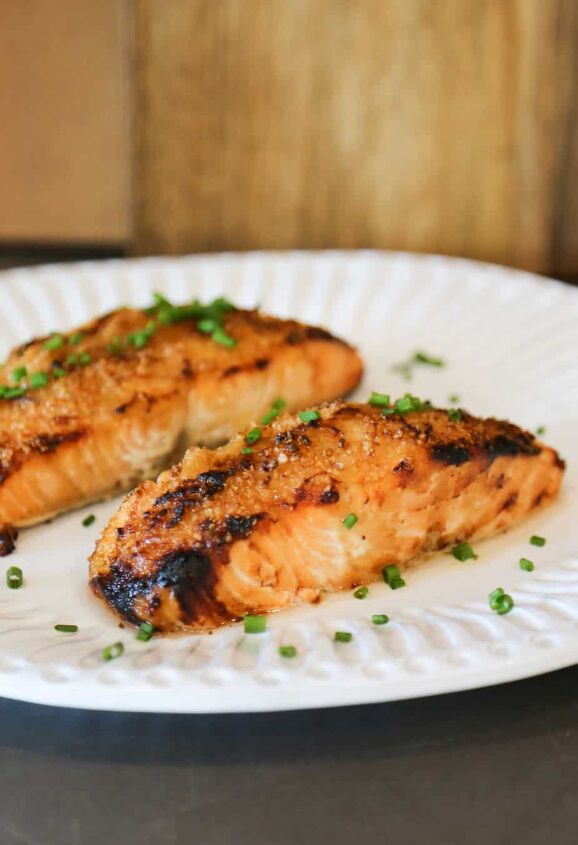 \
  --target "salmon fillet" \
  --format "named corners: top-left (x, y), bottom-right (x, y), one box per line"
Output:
top-left (89, 400), bottom-right (564, 633)
top-left (0, 300), bottom-right (362, 529)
